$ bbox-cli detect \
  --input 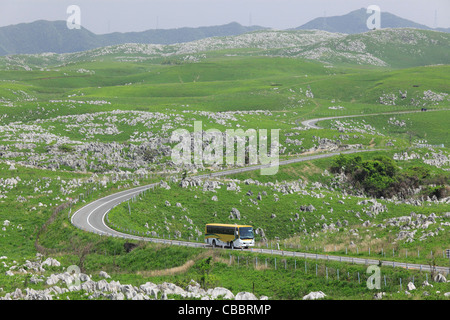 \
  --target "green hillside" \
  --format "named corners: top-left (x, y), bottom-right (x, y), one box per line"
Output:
top-left (0, 26), bottom-right (449, 302)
